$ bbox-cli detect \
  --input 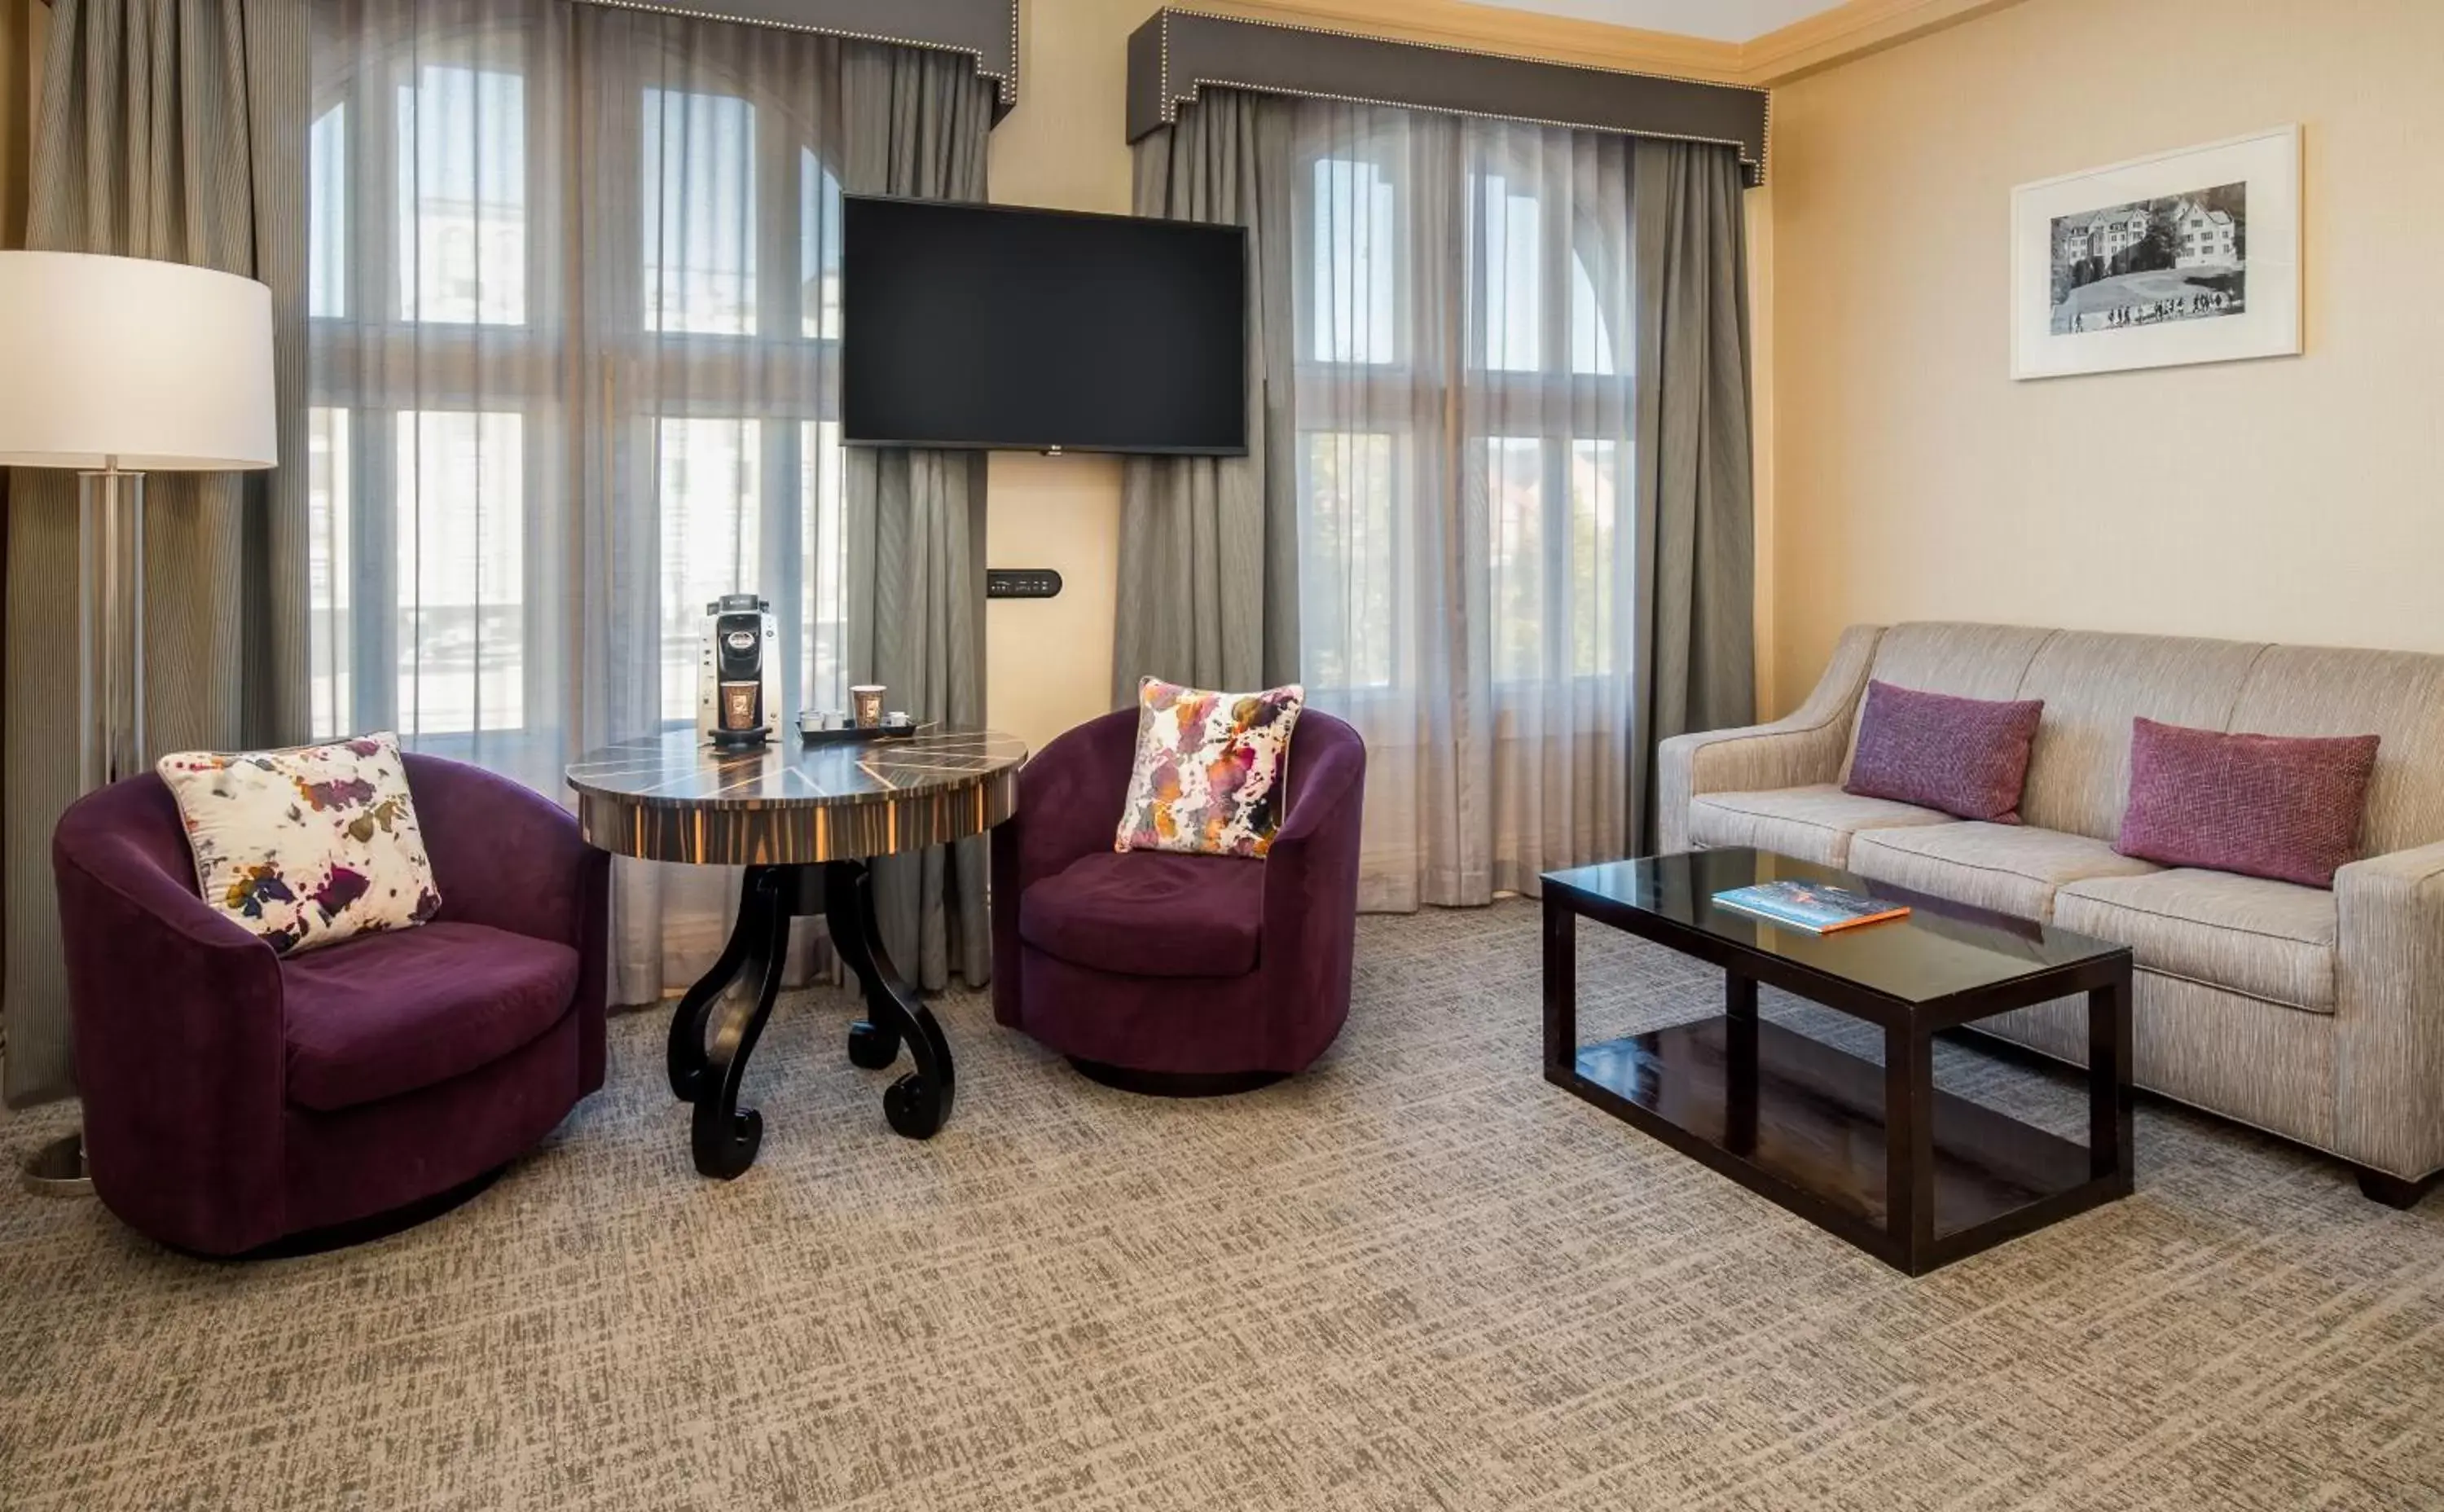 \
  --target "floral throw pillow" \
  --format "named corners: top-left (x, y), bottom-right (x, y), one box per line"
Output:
top-left (1115, 678), bottom-right (1305, 859)
top-left (156, 732), bottom-right (442, 956)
